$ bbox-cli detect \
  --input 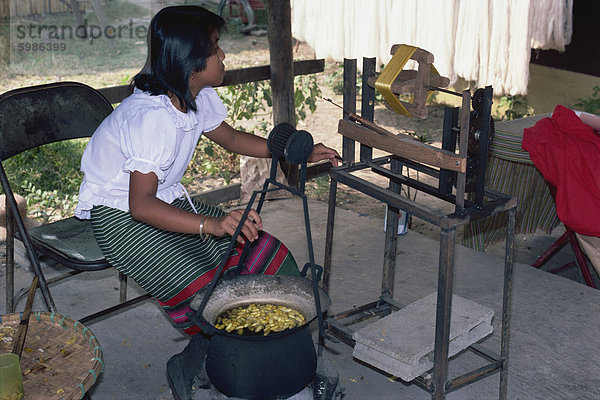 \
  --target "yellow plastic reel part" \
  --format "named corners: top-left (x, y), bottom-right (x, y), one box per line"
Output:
top-left (375, 44), bottom-right (440, 118)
